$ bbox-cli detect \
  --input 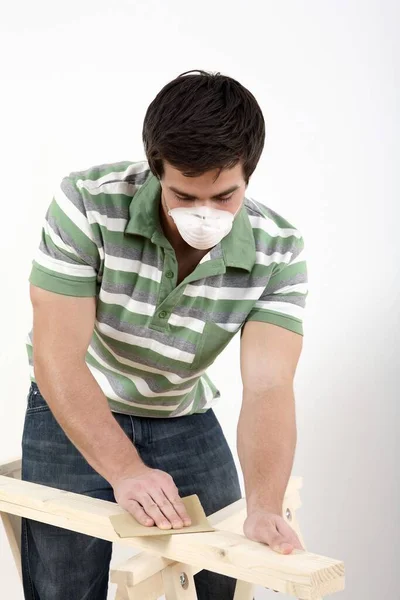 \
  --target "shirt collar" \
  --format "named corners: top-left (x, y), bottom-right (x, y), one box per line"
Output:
top-left (125, 171), bottom-right (255, 272)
